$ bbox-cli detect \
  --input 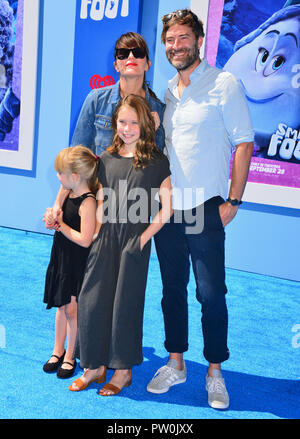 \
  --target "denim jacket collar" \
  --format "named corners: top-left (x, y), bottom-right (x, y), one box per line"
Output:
top-left (109, 81), bottom-right (121, 104)
top-left (108, 80), bottom-right (152, 104)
